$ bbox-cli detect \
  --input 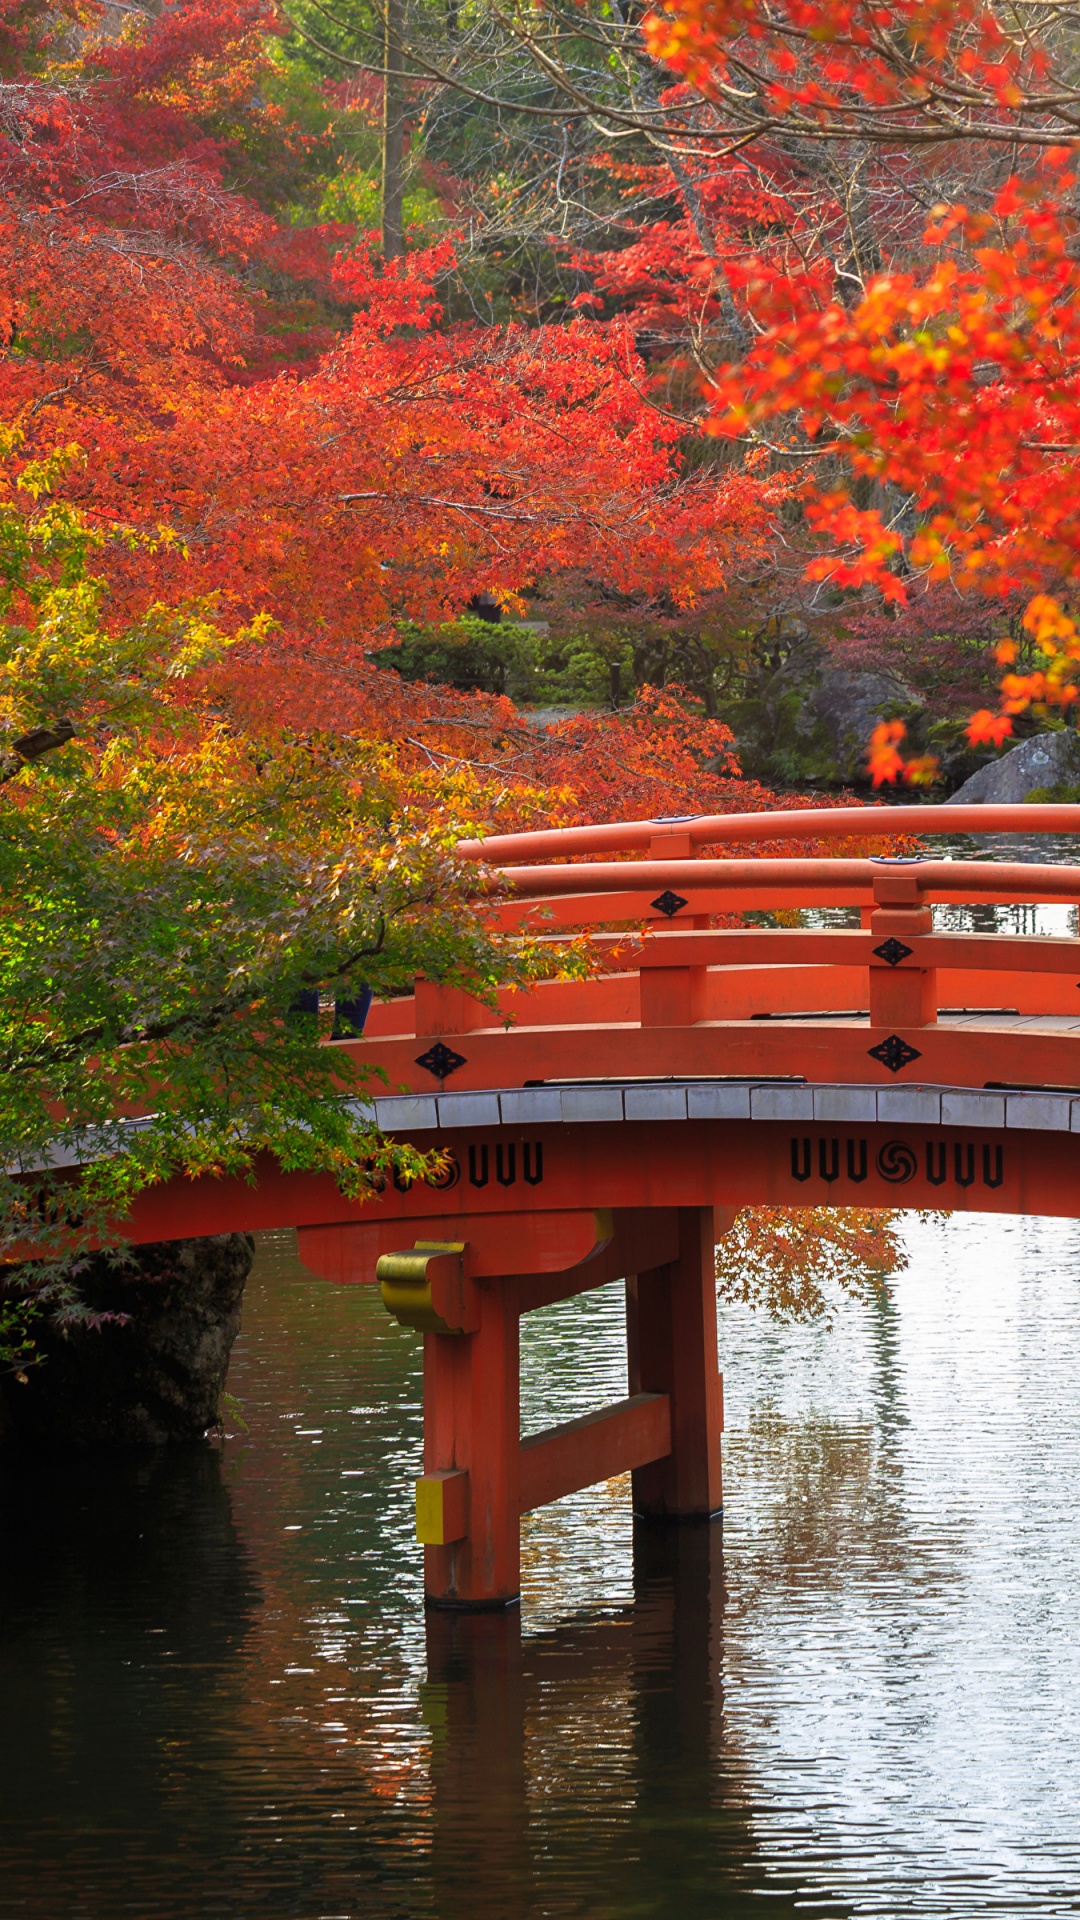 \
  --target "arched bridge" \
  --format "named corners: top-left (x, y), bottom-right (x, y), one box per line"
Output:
top-left (122, 803), bottom-right (1080, 1608)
